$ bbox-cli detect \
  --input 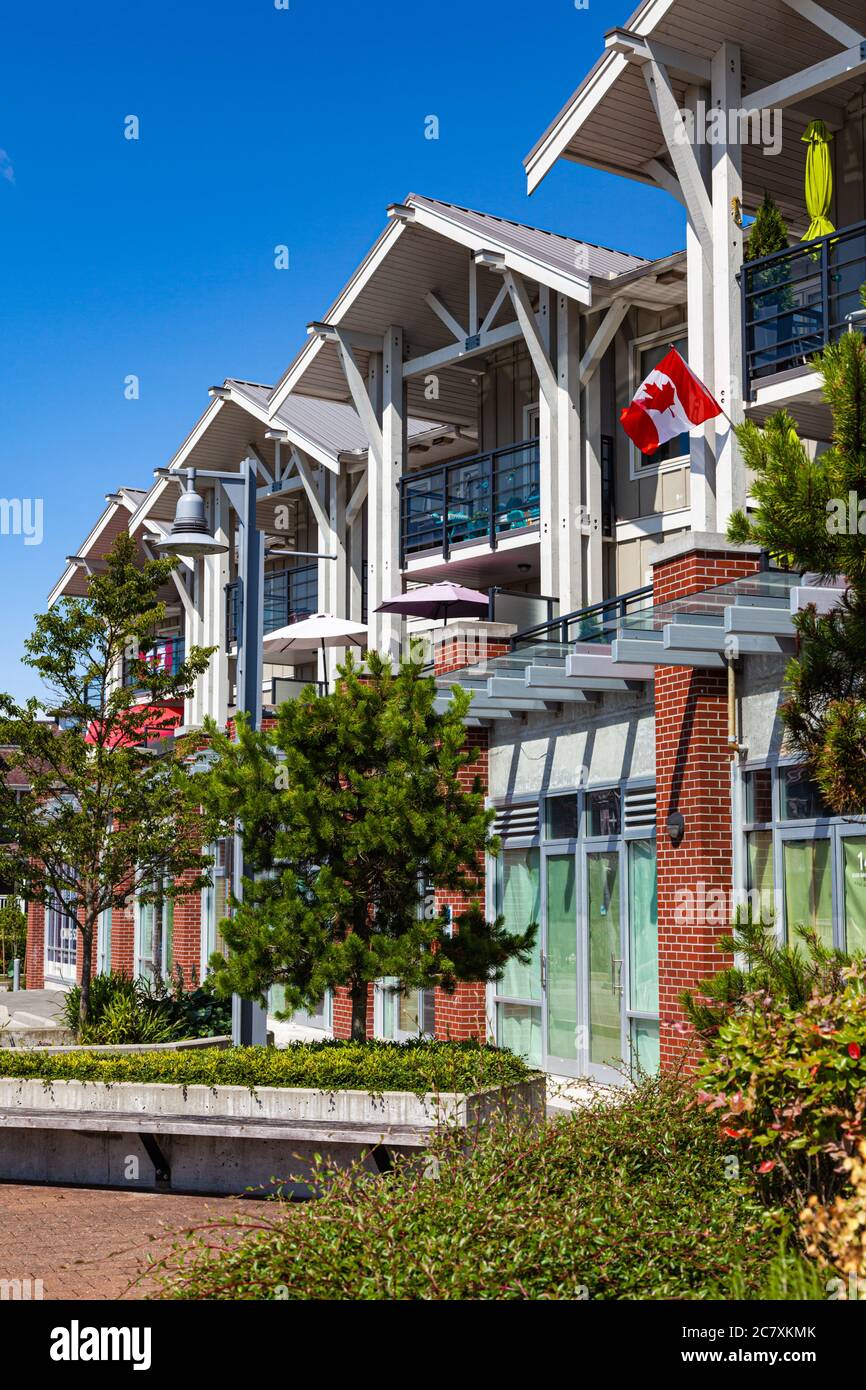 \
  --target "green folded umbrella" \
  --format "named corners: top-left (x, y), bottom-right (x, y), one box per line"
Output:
top-left (802, 119), bottom-right (835, 242)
